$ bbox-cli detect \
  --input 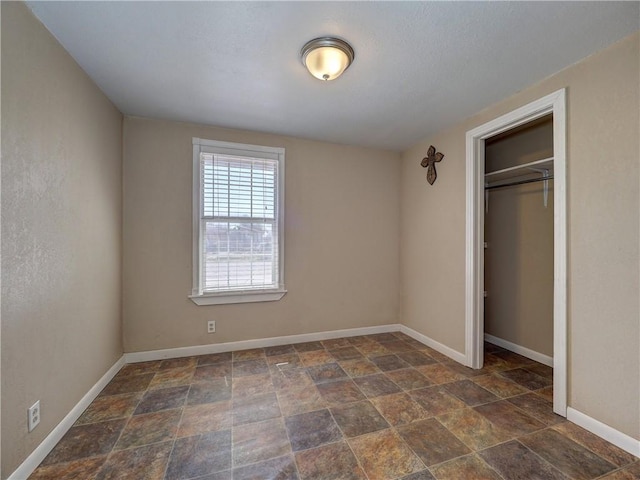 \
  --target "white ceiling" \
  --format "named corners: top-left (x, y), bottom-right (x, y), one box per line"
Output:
top-left (27, 1), bottom-right (639, 152)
